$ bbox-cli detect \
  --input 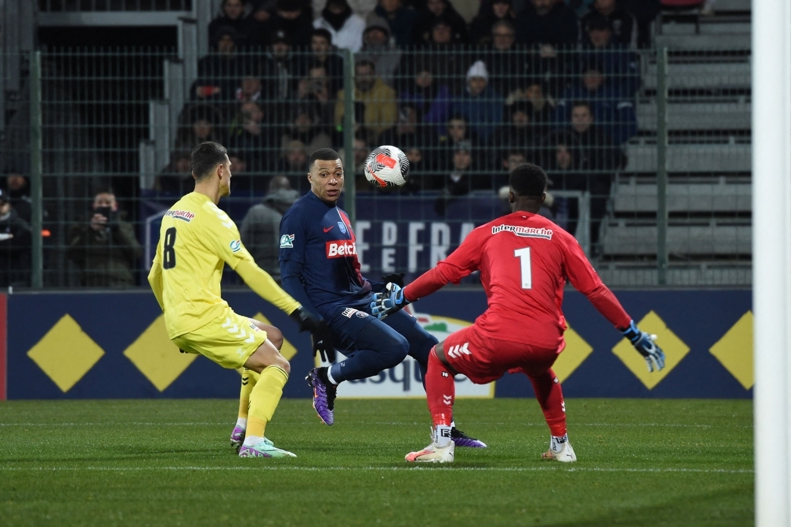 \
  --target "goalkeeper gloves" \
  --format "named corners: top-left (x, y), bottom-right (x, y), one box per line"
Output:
top-left (621, 320), bottom-right (666, 373)
top-left (370, 282), bottom-right (410, 320)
